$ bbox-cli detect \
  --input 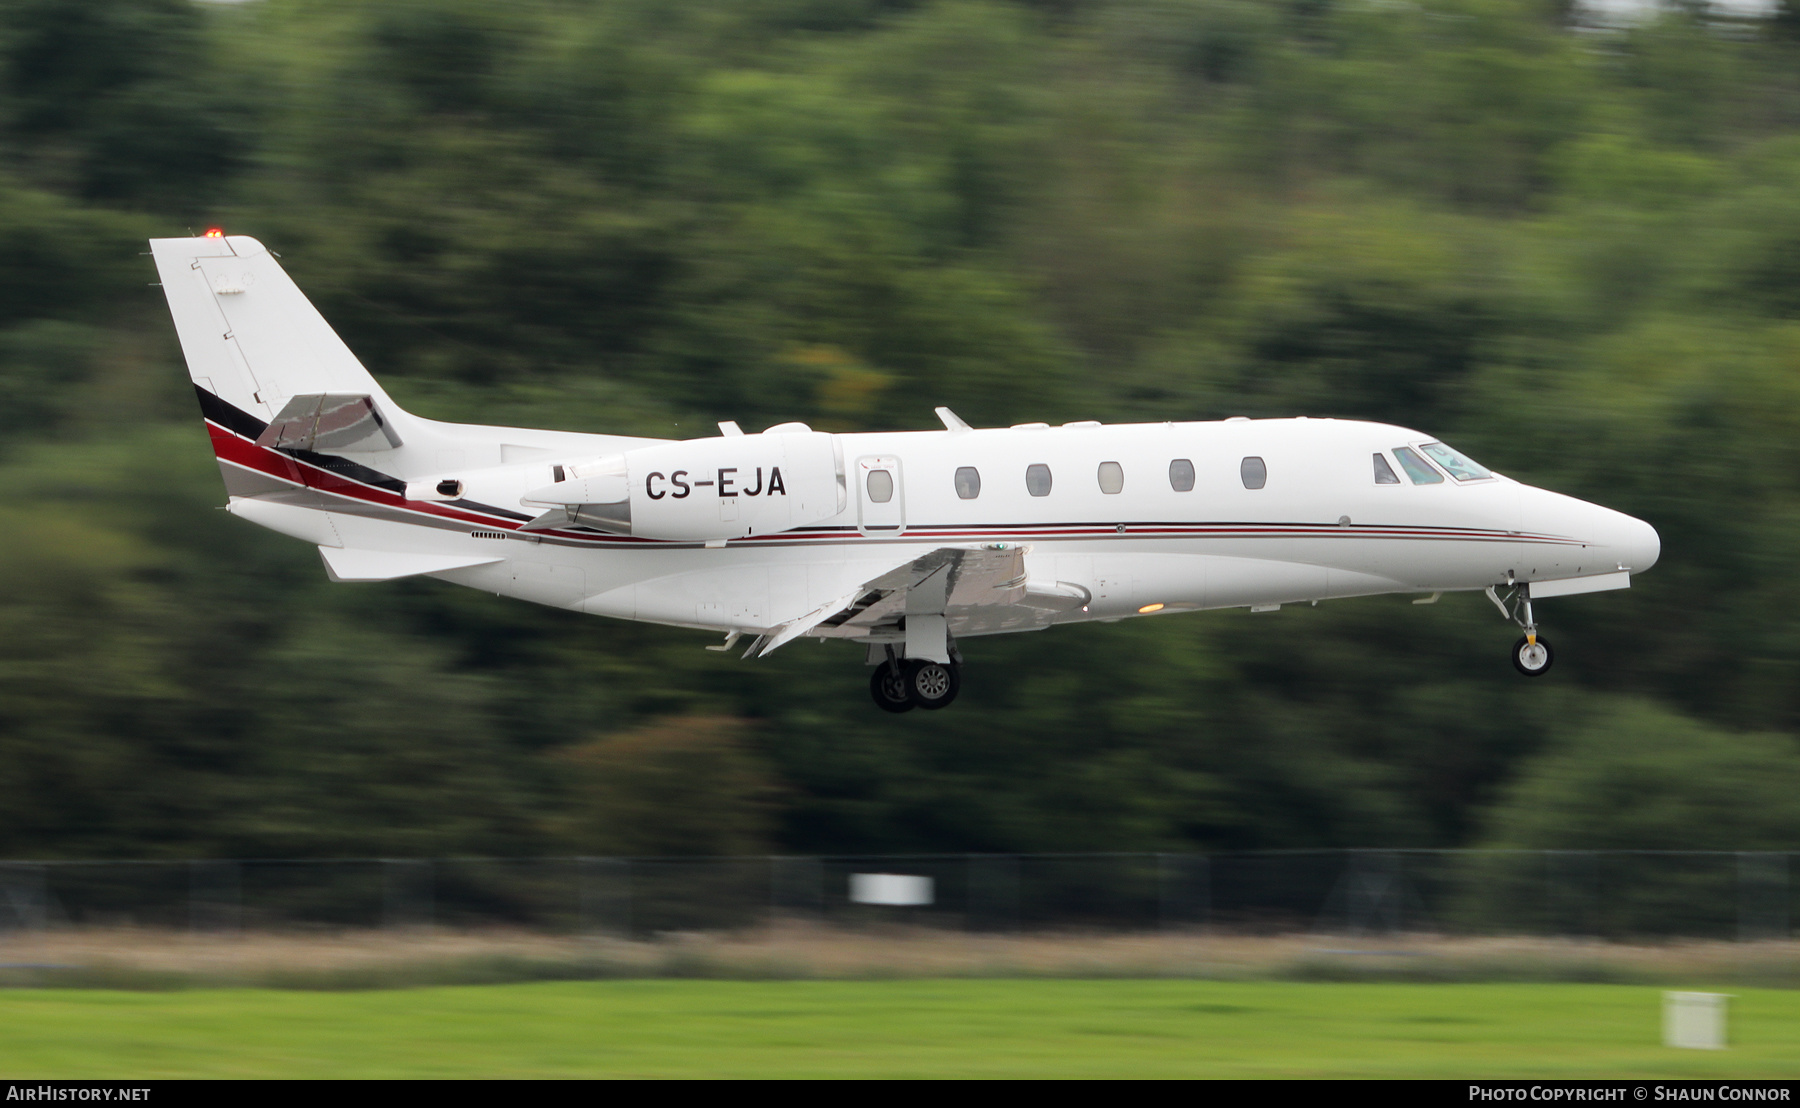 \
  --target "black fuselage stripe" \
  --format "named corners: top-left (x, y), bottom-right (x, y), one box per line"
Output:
top-left (195, 388), bottom-right (1579, 550)
top-left (194, 384), bottom-right (267, 440)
